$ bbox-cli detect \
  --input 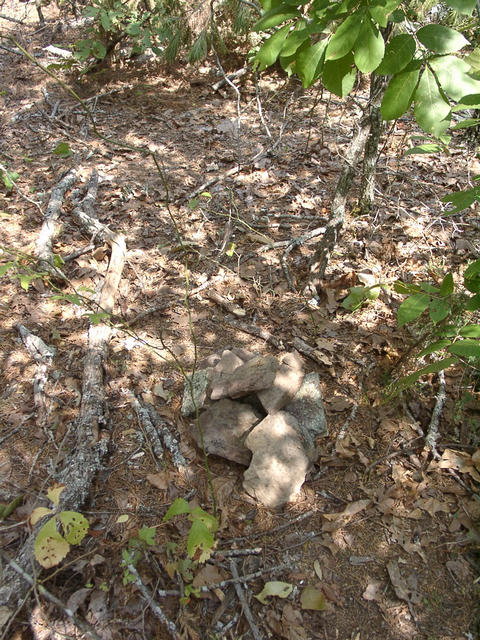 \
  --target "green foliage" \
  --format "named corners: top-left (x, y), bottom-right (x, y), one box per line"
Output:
top-left (31, 485), bottom-right (89, 569)
top-left (0, 167), bottom-right (19, 191)
top-left (53, 142), bottom-right (73, 158)
top-left (162, 497), bottom-right (219, 602)
top-left (252, 0), bottom-right (480, 138)
top-left (122, 526), bottom-right (157, 585)
top-left (342, 284), bottom-right (382, 311)
top-left (390, 262), bottom-right (480, 395)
